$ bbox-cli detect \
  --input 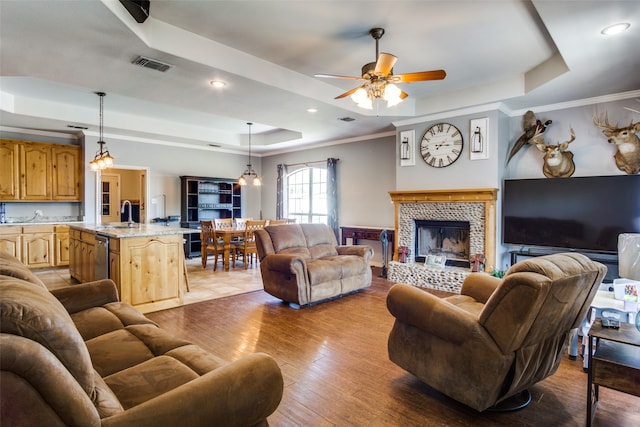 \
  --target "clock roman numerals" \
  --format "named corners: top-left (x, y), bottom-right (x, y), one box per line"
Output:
top-left (419, 123), bottom-right (464, 168)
